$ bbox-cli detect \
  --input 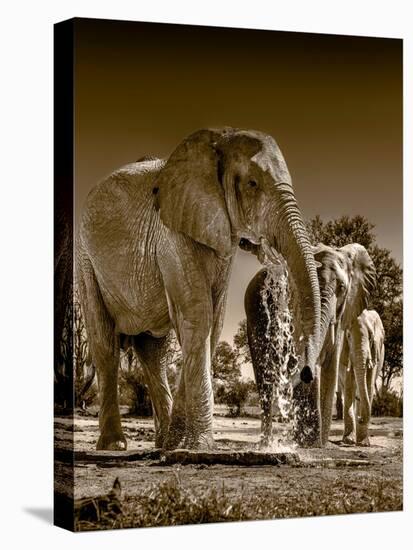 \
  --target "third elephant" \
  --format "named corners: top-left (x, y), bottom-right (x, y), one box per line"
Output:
top-left (339, 309), bottom-right (385, 446)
